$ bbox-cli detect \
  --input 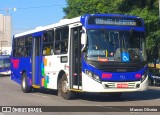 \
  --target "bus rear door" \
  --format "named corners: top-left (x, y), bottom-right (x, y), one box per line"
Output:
top-left (32, 32), bottom-right (43, 86)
